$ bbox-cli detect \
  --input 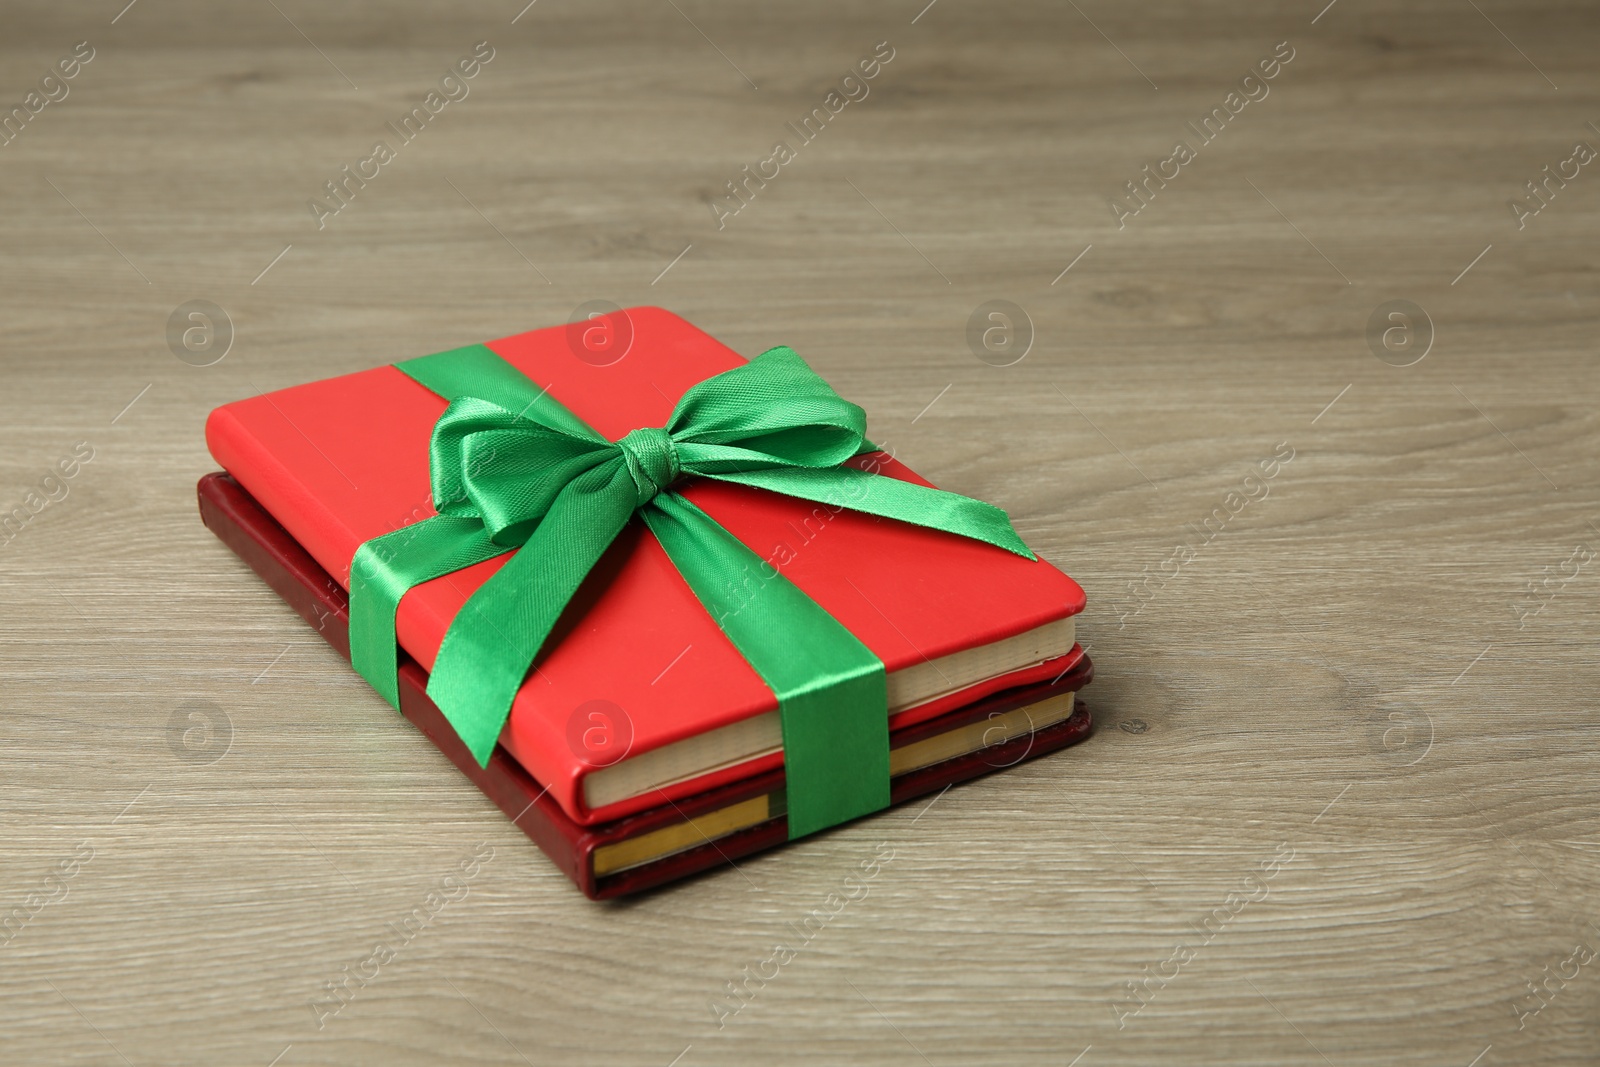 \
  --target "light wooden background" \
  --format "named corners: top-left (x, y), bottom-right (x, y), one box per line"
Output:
top-left (2, 0), bottom-right (1597, 1063)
